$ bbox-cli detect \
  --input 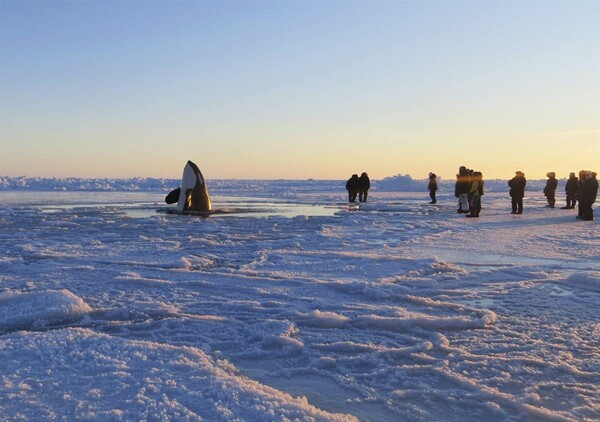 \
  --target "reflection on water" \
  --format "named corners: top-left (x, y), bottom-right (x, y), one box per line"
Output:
top-left (0, 191), bottom-right (164, 207)
top-left (152, 197), bottom-right (337, 218)
top-left (0, 191), bottom-right (338, 219)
